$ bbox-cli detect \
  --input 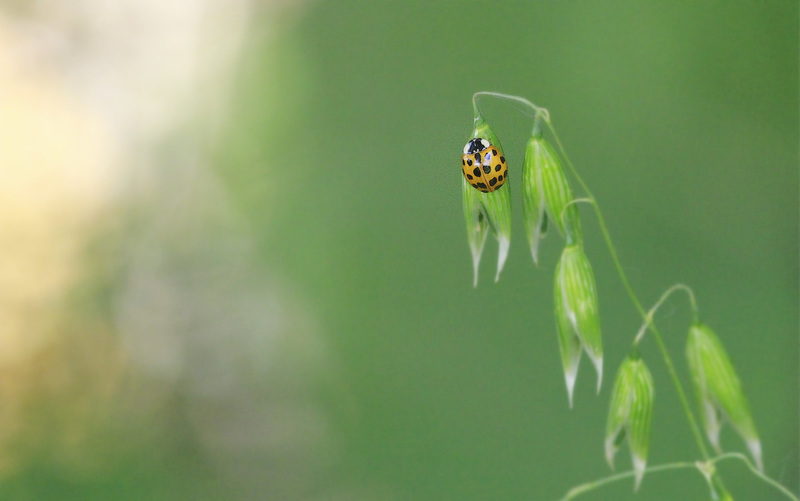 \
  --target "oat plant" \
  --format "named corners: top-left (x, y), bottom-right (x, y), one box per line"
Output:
top-left (461, 92), bottom-right (798, 500)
